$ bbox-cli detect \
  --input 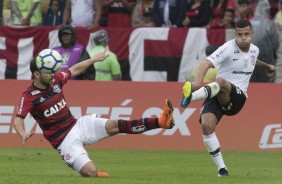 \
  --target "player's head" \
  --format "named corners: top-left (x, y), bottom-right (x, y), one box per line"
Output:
top-left (58, 25), bottom-right (76, 48)
top-left (234, 19), bottom-right (253, 51)
top-left (30, 58), bottom-right (54, 87)
top-left (93, 29), bottom-right (109, 47)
